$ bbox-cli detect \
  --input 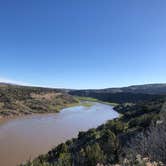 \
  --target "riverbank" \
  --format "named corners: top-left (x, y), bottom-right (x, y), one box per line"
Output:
top-left (75, 96), bottom-right (119, 107)
top-left (0, 100), bottom-right (97, 122)
top-left (0, 102), bottom-right (75, 120)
